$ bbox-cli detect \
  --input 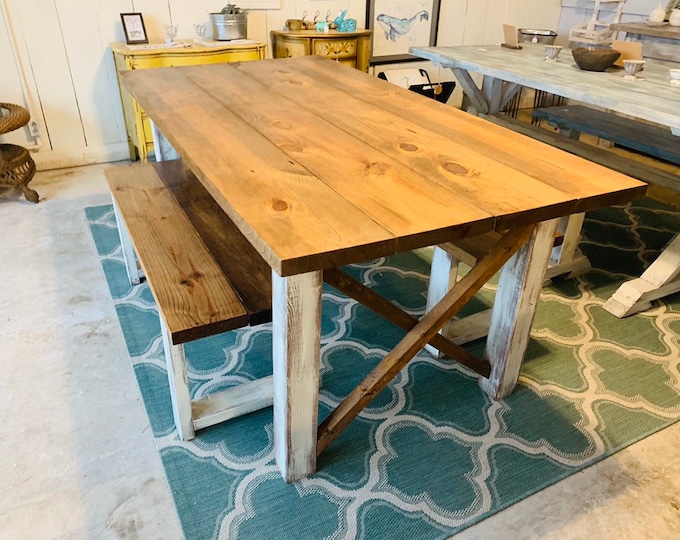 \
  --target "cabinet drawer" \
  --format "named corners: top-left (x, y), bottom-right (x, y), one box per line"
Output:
top-left (313, 39), bottom-right (357, 60)
top-left (275, 40), bottom-right (308, 58)
top-left (130, 49), bottom-right (262, 69)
